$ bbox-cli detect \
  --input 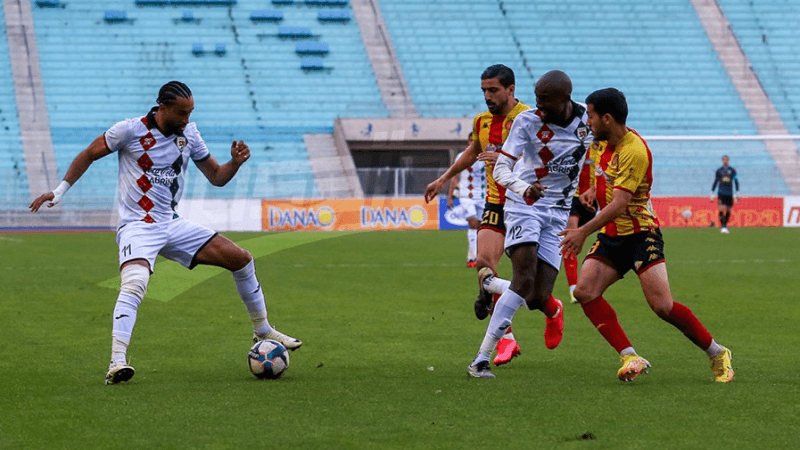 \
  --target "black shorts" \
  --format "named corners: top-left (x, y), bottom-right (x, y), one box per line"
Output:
top-left (570, 197), bottom-right (597, 227)
top-left (585, 228), bottom-right (665, 277)
top-left (718, 194), bottom-right (733, 208)
top-left (479, 201), bottom-right (505, 234)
